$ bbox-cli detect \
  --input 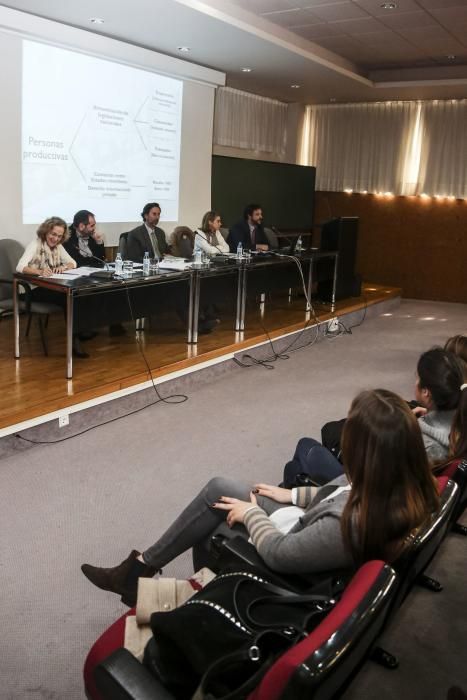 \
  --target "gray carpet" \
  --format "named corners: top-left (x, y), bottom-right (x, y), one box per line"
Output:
top-left (0, 299), bottom-right (466, 700)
